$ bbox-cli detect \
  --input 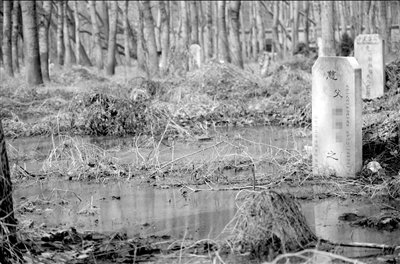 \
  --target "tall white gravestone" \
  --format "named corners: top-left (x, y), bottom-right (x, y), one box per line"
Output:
top-left (312, 57), bottom-right (362, 177)
top-left (189, 44), bottom-right (202, 71)
top-left (354, 34), bottom-right (385, 99)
